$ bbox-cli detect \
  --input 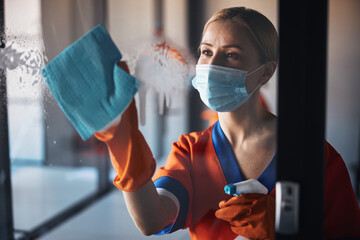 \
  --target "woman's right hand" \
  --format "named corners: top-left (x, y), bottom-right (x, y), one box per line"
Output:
top-left (94, 61), bottom-right (156, 192)
top-left (94, 61), bottom-right (177, 236)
